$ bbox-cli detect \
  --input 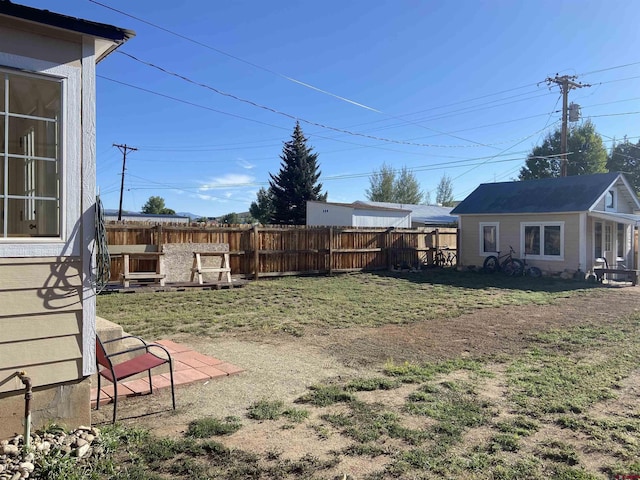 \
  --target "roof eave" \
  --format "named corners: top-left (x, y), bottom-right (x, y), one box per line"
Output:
top-left (0, 1), bottom-right (135, 61)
